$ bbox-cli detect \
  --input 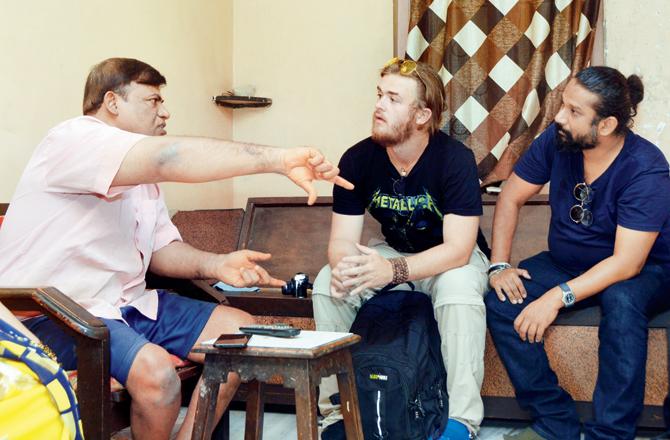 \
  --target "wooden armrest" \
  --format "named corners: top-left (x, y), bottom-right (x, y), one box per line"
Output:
top-left (0, 286), bottom-right (111, 440)
top-left (145, 272), bottom-right (230, 305)
top-left (0, 286), bottom-right (107, 340)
